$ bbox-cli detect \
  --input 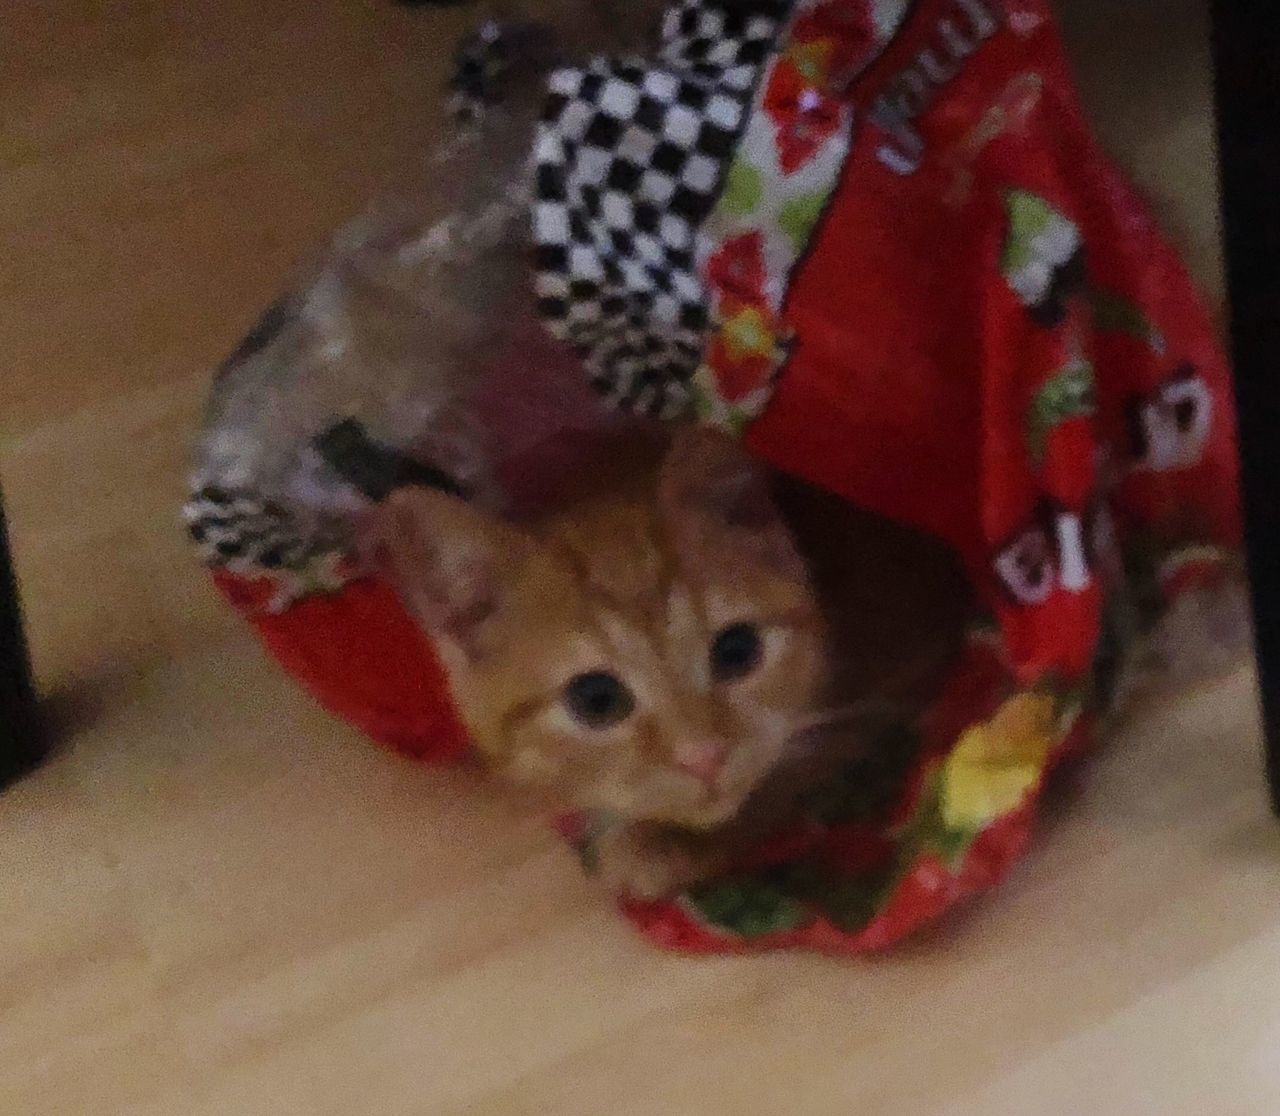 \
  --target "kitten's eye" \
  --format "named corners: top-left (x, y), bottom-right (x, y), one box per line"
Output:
top-left (564, 672), bottom-right (635, 729)
top-left (710, 622), bottom-right (764, 683)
